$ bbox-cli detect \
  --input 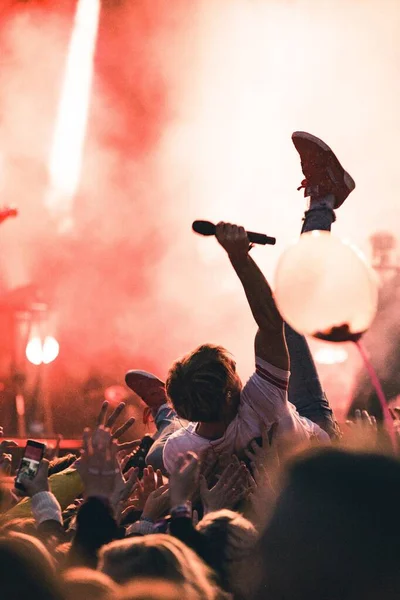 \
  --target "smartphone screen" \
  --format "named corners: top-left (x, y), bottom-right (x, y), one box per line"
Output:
top-left (15, 441), bottom-right (45, 489)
